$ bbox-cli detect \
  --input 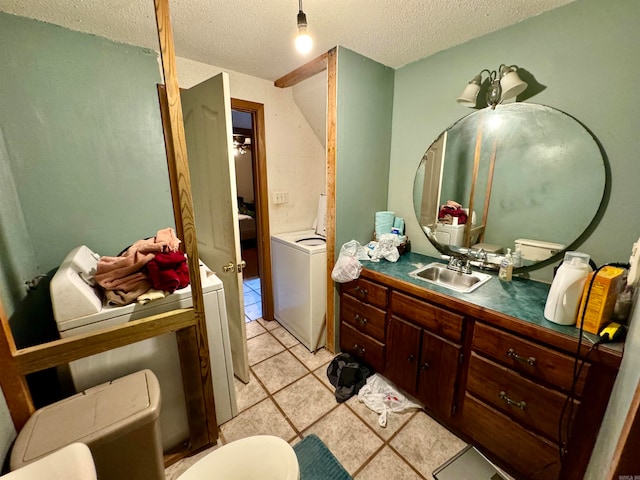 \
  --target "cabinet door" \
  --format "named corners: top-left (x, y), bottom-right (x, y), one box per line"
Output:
top-left (417, 330), bottom-right (461, 419)
top-left (386, 316), bottom-right (421, 395)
